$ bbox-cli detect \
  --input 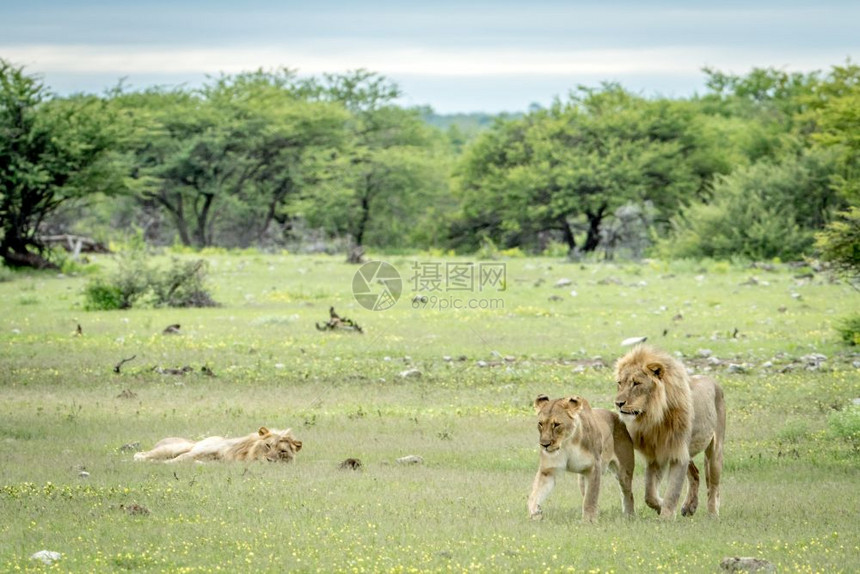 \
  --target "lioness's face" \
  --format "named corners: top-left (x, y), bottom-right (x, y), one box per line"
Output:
top-left (263, 431), bottom-right (303, 462)
top-left (534, 395), bottom-right (583, 452)
top-left (615, 362), bottom-right (662, 419)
